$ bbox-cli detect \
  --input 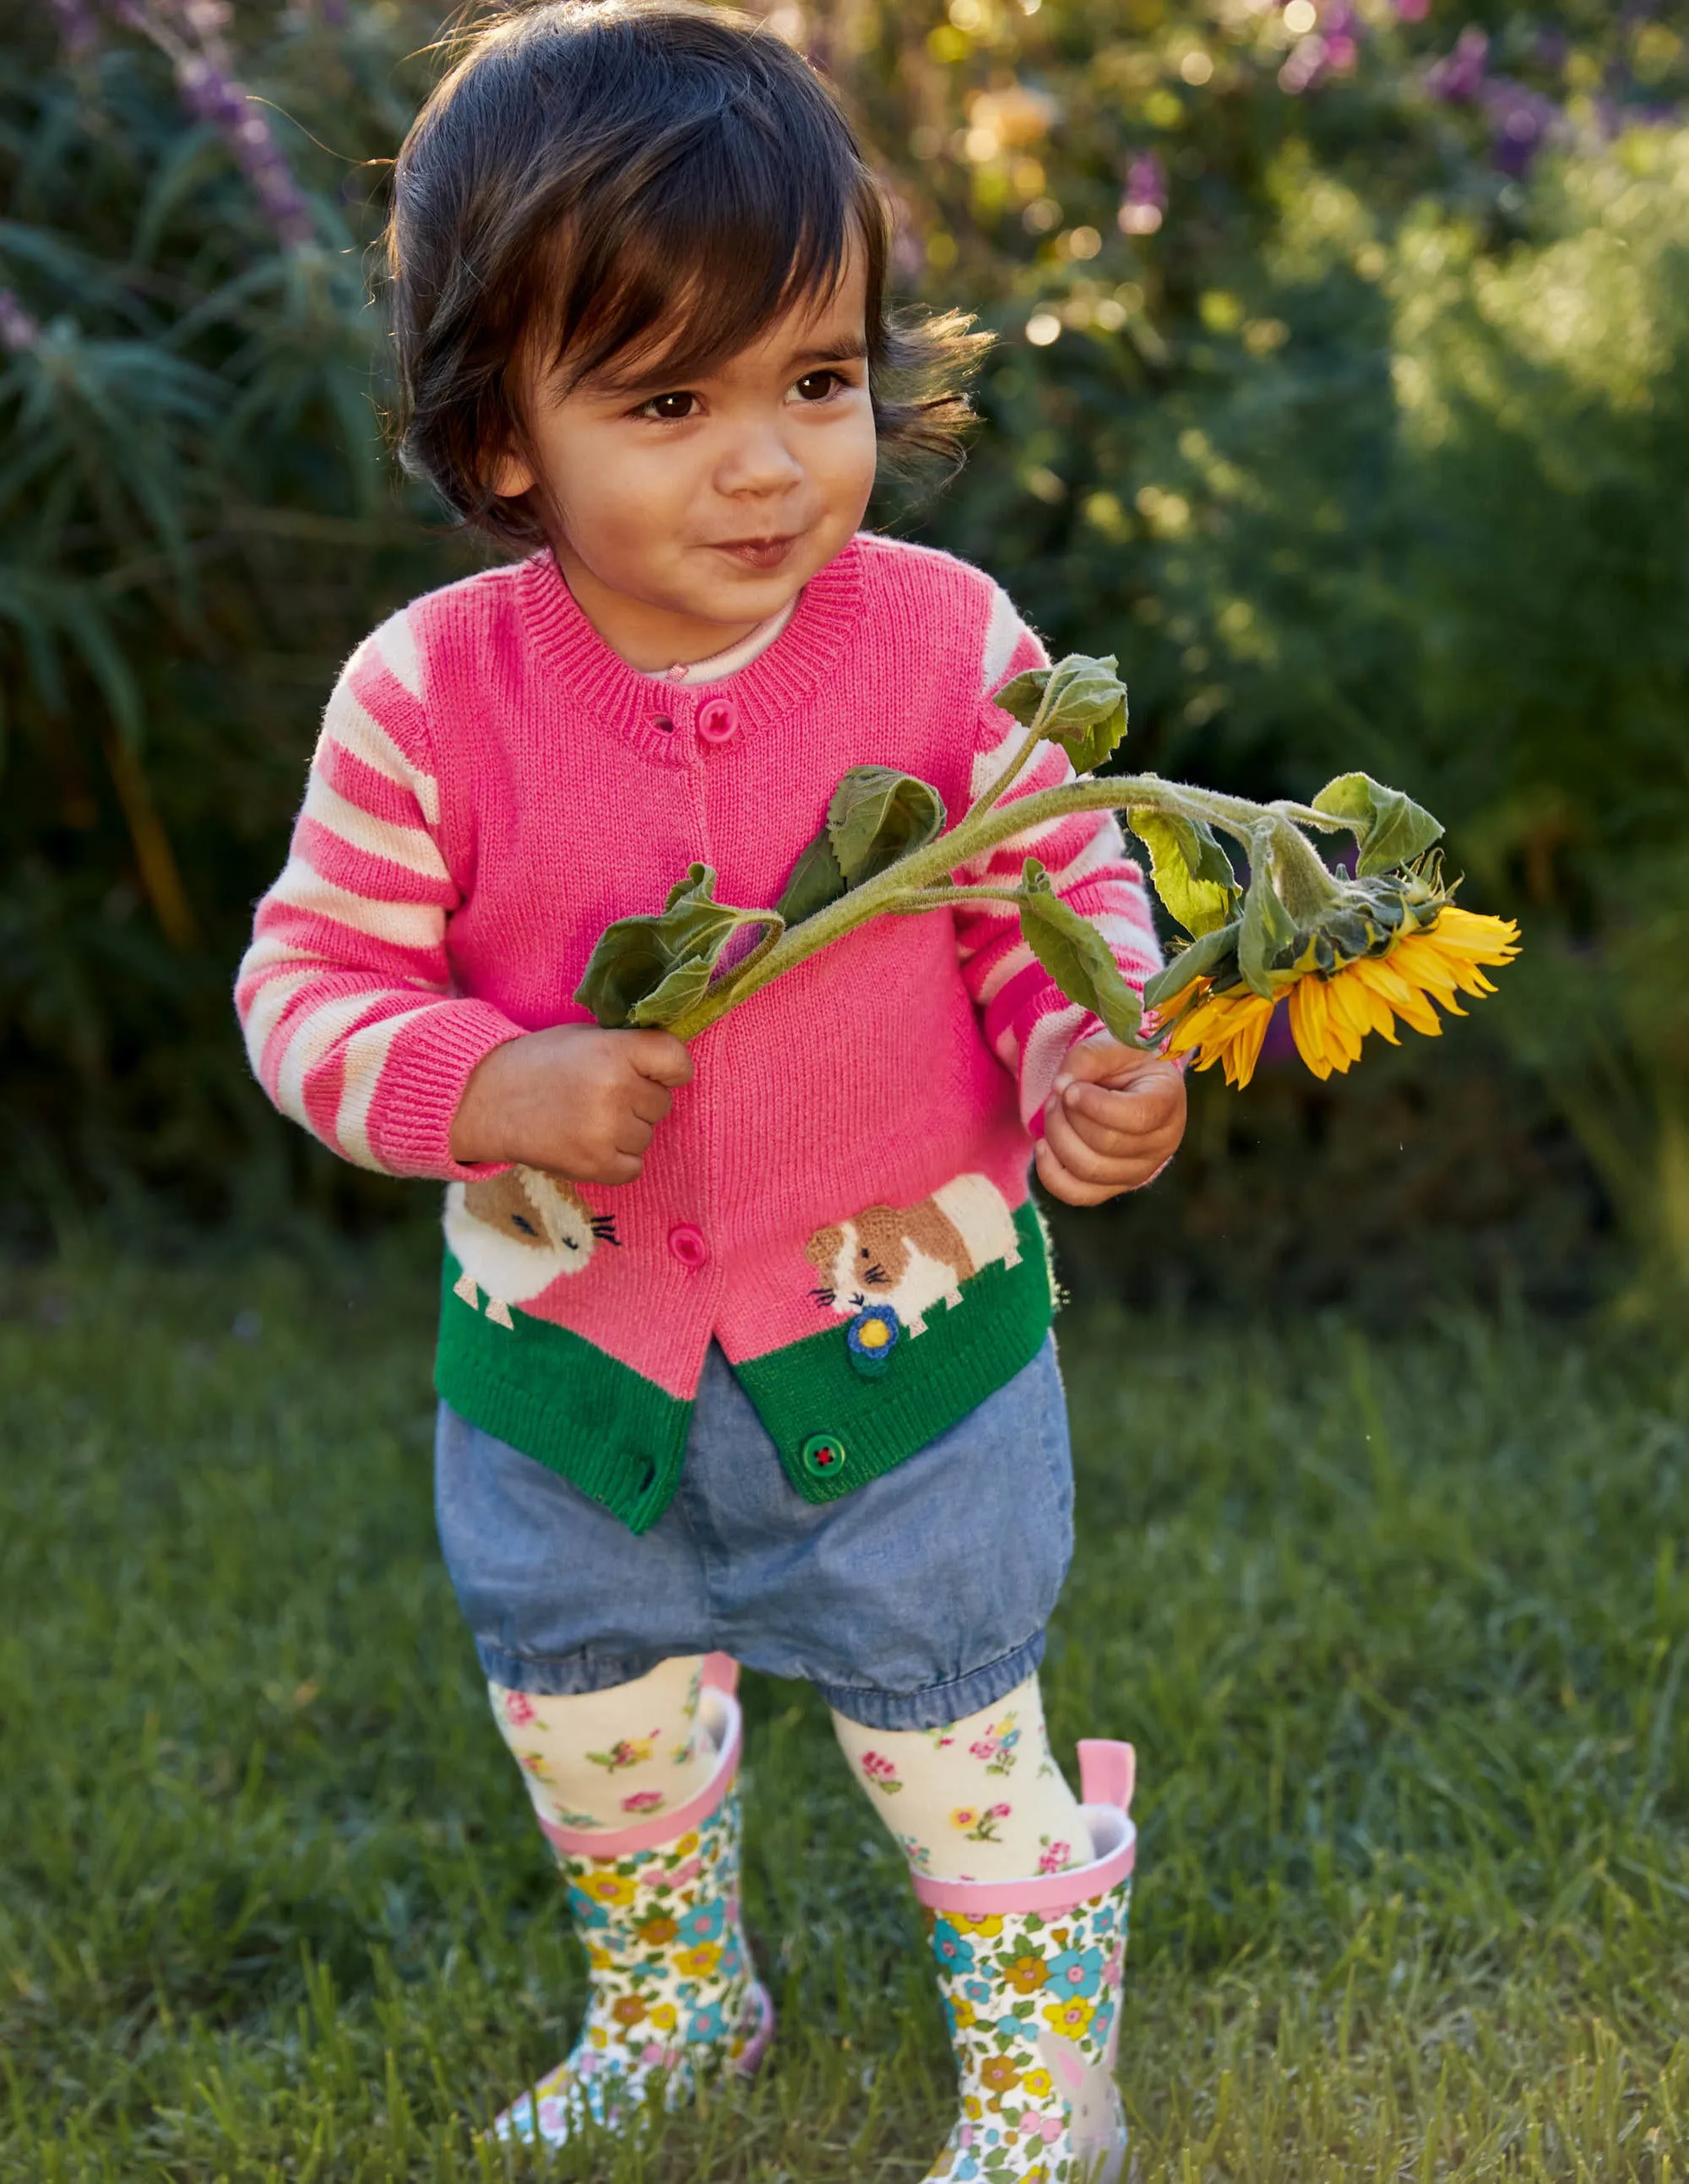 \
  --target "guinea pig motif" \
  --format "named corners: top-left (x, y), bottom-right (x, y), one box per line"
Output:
top-left (444, 1166), bottom-right (617, 1328)
top-left (805, 1172), bottom-right (1022, 1338)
